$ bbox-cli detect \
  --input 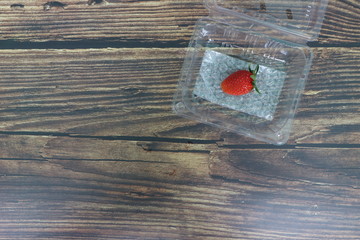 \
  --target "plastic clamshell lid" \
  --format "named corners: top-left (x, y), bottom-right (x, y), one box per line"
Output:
top-left (205, 0), bottom-right (329, 41)
top-left (174, 18), bottom-right (314, 145)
